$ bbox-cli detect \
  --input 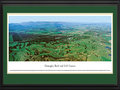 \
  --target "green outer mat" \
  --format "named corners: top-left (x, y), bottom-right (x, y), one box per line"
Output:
top-left (3, 5), bottom-right (117, 85)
